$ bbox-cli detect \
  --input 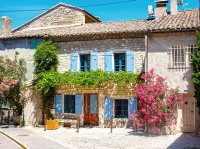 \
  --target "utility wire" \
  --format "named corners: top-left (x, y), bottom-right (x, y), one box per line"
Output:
top-left (0, 0), bottom-right (136, 13)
